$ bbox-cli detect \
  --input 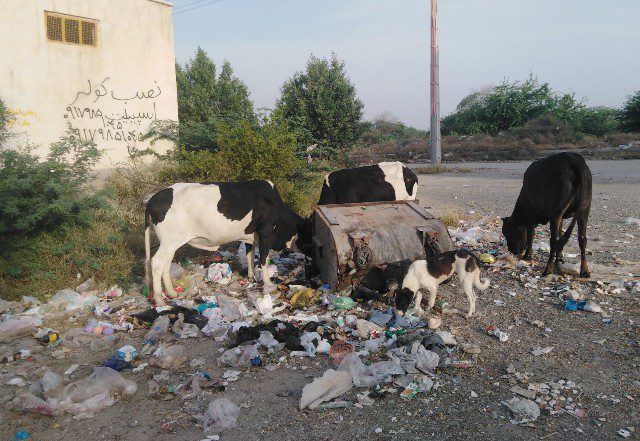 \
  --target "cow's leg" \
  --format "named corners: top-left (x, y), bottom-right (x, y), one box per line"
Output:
top-left (151, 243), bottom-right (179, 306)
top-left (555, 219), bottom-right (564, 263)
top-left (556, 218), bottom-right (576, 265)
top-left (578, 216), bottom-right (590, 278)
top-left (162, 261), bottom-right (178, 298)
top-left (542, 216), bottom-right (561, 276)
top-left (523, 225), bottom-right (535, 261)
top-left (257, 231), bottom-right (276, 294)
top-left (245, 243), bottom-right (255, 281)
